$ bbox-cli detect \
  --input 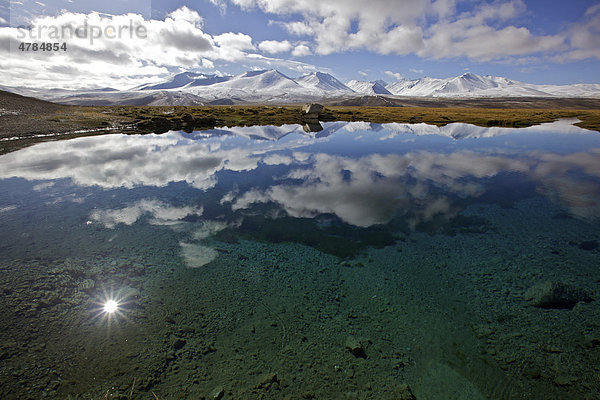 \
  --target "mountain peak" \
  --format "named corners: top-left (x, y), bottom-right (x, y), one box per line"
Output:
top-left (346, 79), bottom-right (392, 95)
top-left (296, 71), bottom-right (352, 92)
top-left (25, 69), bottom-right (600, 105)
